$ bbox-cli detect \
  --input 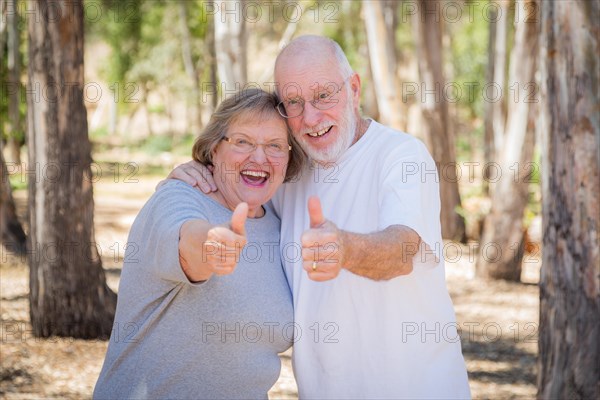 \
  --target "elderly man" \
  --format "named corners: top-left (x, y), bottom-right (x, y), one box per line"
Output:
top-left (168, 35), bottom-right (470, 399)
